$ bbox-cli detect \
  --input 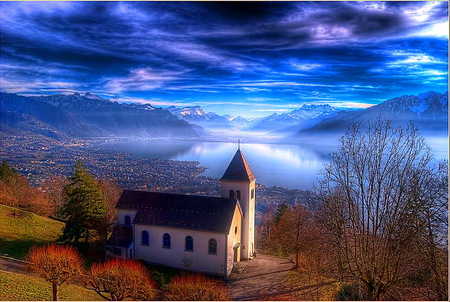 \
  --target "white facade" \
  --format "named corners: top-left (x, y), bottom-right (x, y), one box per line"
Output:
top-left (221, 179), bottom-right (256, 260)
top-left (109, 148), bottom-right (255, 276)
top-left (122, 204), bottom-right (242, 277)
